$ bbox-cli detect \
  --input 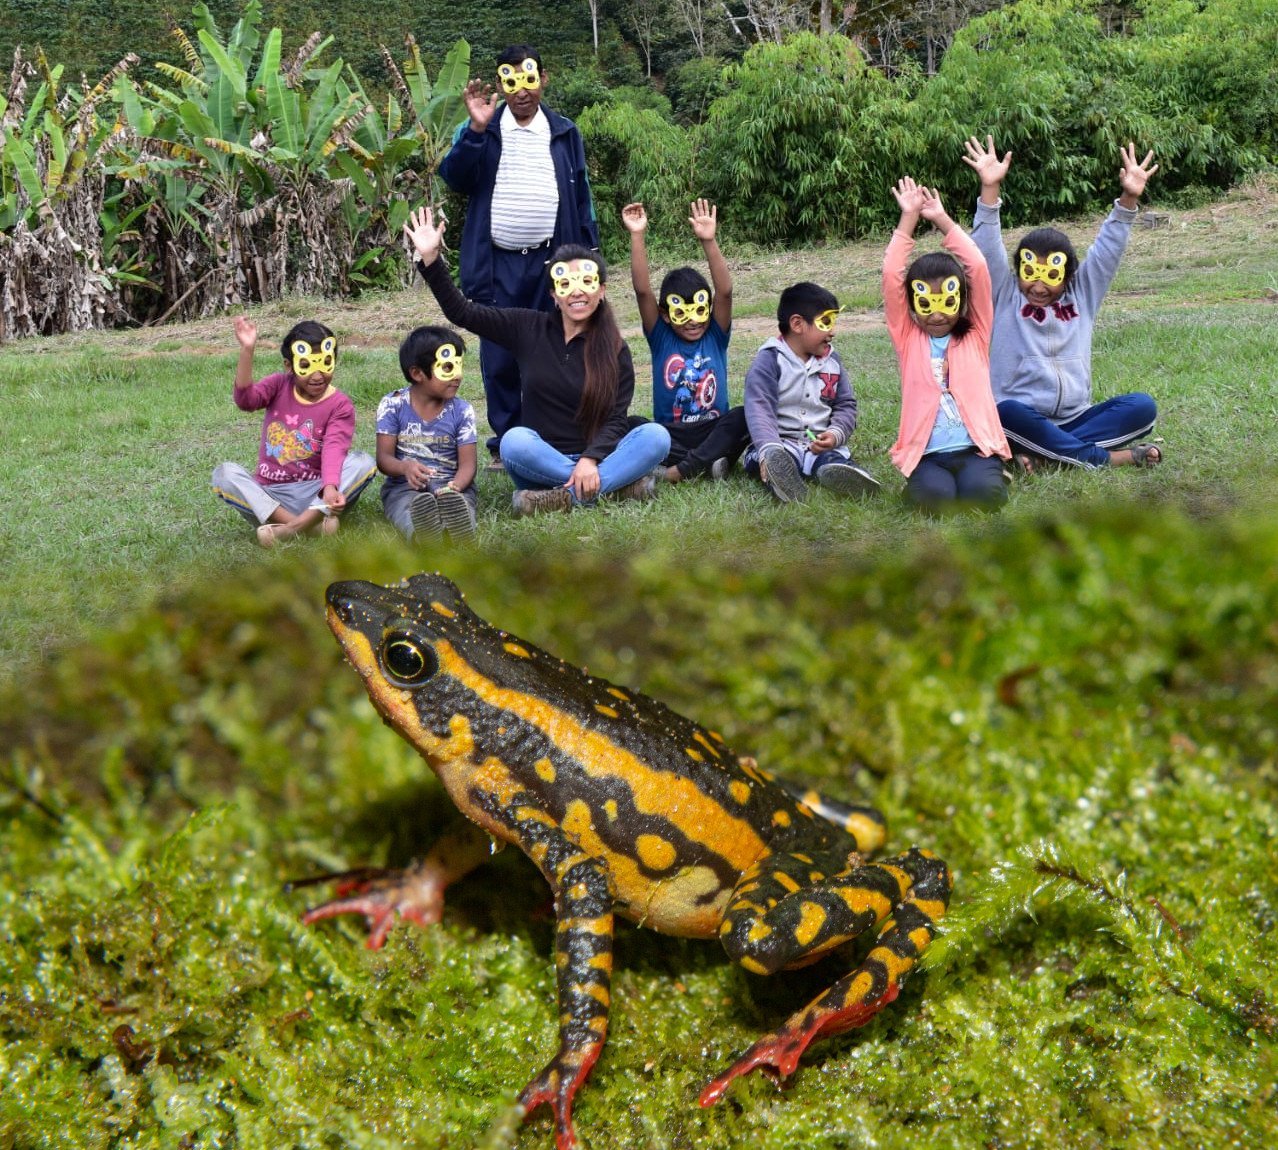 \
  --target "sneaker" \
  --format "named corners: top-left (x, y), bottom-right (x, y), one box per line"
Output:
top-left (816, 461), bottom-right (881, 498)
top-left (759, 444), bottom-right (807, 503)
top-left (410, 490), bottom-right (443, 539)
top-left (613, 470), bottom-right (659, 503)
top-left (436, 488), bottom-right (476, 541)
top-left (512, 487), bottom-right (573, 517)
top-left (709, 456), bottom-right (731, 481)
